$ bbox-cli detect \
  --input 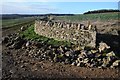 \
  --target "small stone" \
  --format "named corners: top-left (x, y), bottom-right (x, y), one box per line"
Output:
top-left (73, 38), bottom-right (76, 41)
top-left (65, 52), bottom-right (70, 57)
top-left (53, 54), bottom-right (59, 62)
top-left (14, 36), bottom-right (21, 41)
top-left (64, 59), bottom-right (70, 64)
top-left (34, 68), bottom-right (38, 71)
top-left (91, 49), bottom-right (98, 54)
top-left (64, 47), bottom-right (68, 51)
top-left (97, 59), bottom-right (102, 62)
top-left (26, 41), bottom-right (30, 47)
top-left (98, 66), bottom-right (102, 69)
top-left (65, 50), bottom-right (74, 57)
top-left (106, 51), bottom-right (116, 57)
top-left (2, 36), bottom-right (9, 43)
top-left (111, 60), bottom-right (120, 68)
top-left (110, 29), bottom-right (119, 35)
top-left (99, 42), bottom-right (110, 52)
top-left (21, 26), bottom-right (25, 31)
top-left (90, 64), bottom-right (94, 67)
top-left (71, 62), bottom-right (75, 66)
top-left (48, 45), bottom-right (52, 49)
top-left (83, 58), bottom-right (89, 63)
top-left (59, 46), bottom-right (64, 53)
top-left (90, 68), bottom-right (94, 71)
top-left (77, 63), bottom-right (80, 67)
top-left (75, 46), bottom-right (84, 50)
top-left (102, 58), bottom-right (110, 67)
top-left (22, 46), bottom-right (25, 49)
top-left (21, 65), bottom-right (25, 68)
top-left (95, 53), bottom-right (101, 58)
top-left (9, 68), bottom-right (17, 74)
top-left (78, 50), bottom-right (87, 58)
